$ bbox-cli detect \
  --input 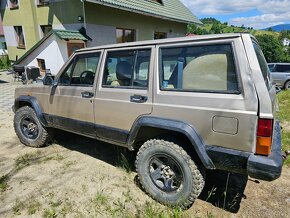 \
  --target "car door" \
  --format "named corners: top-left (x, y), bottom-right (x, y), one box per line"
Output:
top-left (94, 46), bottom-right (154, 144)
top-left (48, 51), bottom-right (102, 137)
top-left (271, 64), bottom-right (290, 87)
